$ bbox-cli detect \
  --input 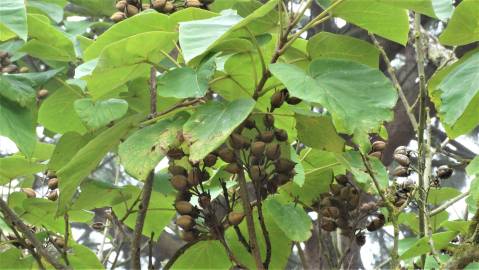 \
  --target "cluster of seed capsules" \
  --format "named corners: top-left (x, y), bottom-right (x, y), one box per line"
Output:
top-left (0, 51), bottom-right (28, 74)
top-left (111, 0), bottom-right (214, 22)
top-left (317, 175), bottom-right (385, 246)
top-left (20, 171), bottom-right (59, 202)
